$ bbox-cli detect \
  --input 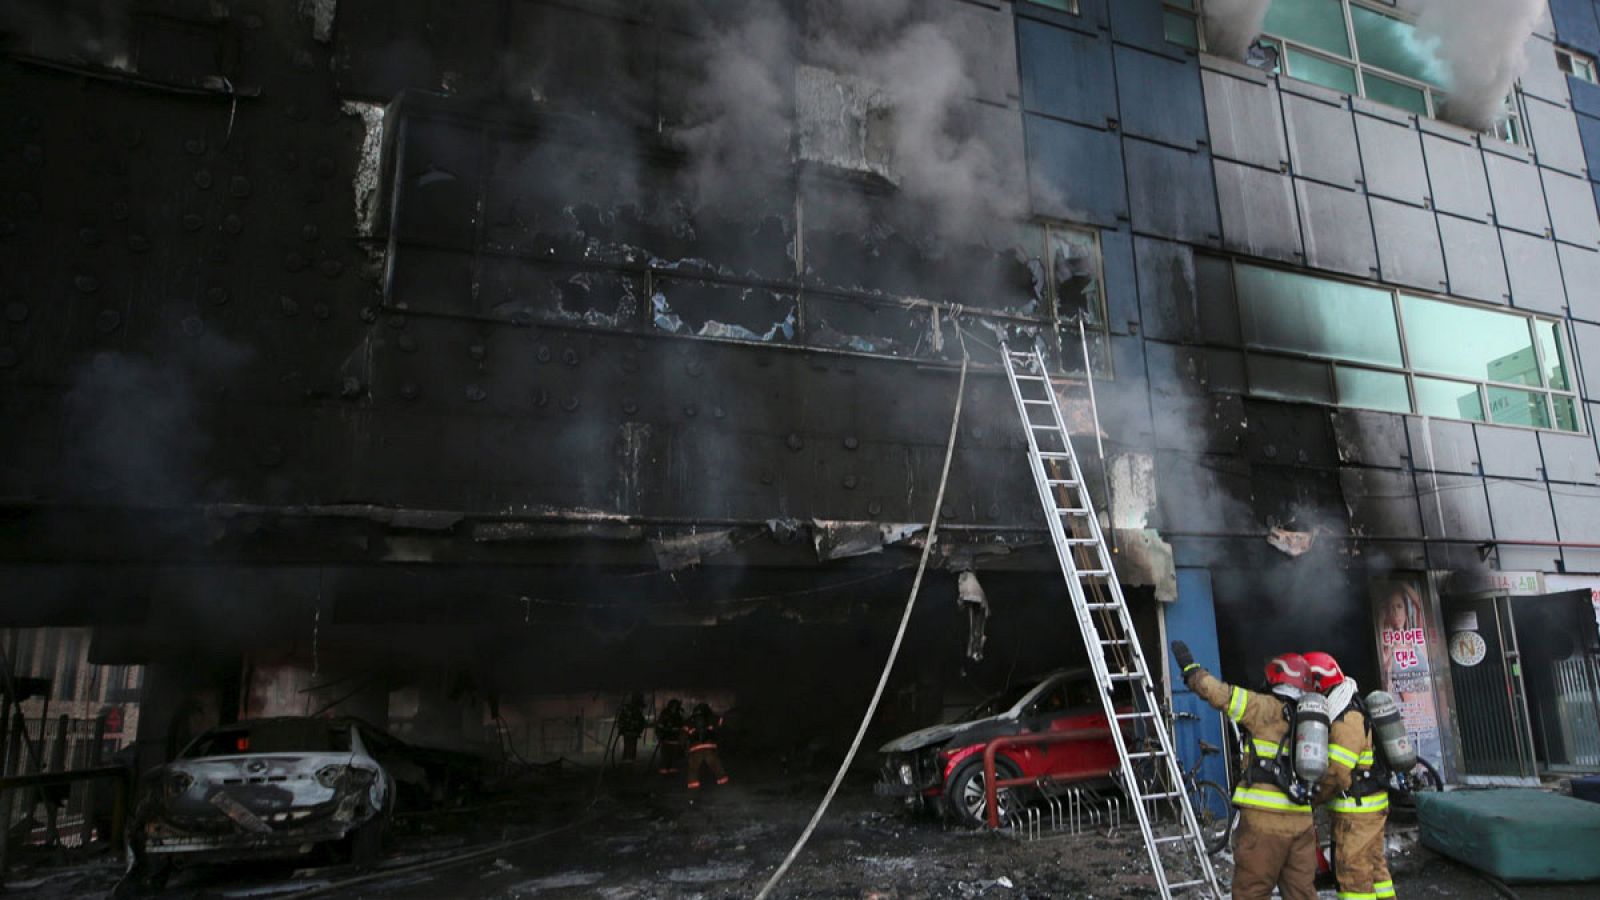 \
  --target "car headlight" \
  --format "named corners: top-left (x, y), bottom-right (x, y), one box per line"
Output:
top-left (163, 771), bottom-right (193, 798)
top-left (317, 765), bottom-right (377, 789)
top-left (898, 763), bottom-right (915, 785)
